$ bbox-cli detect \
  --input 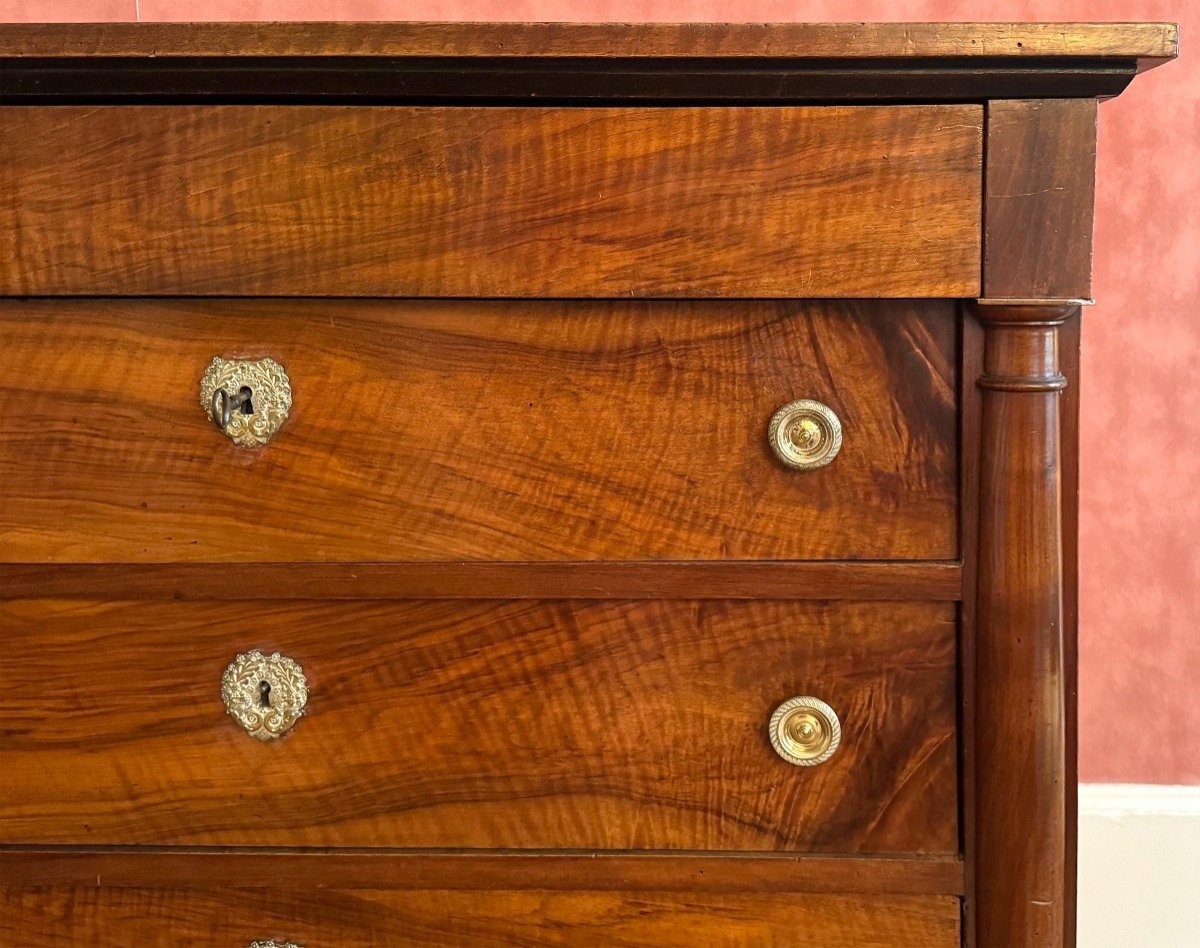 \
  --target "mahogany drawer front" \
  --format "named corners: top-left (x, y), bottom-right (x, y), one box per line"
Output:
top-left (0, 598), bottom-right (958, 852)
top-left (0, 886), bottom-right (962, 947)
top-left (0, 298), bottom-right (958, 563)
top-left (0, 104), bottom-right (982, 298)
